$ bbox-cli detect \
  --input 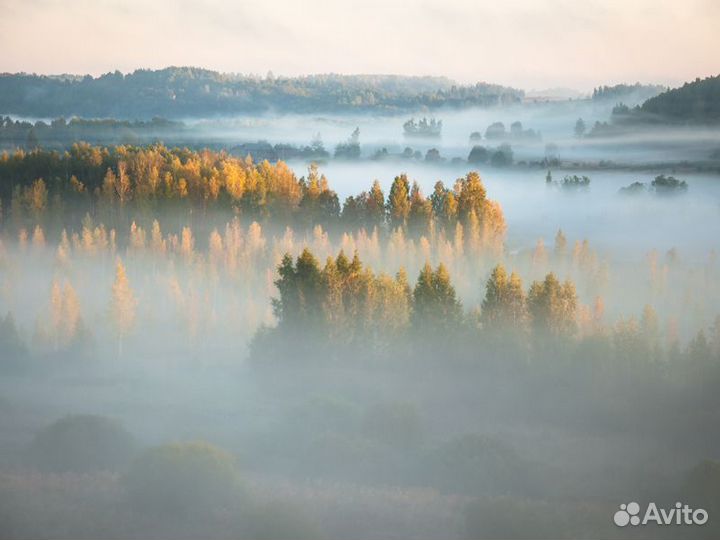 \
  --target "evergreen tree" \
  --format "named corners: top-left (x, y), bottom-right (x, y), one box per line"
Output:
top-left (457, 171), bottom-right (487, 224)
top-left (407, 182), bottom-right (433, 236)
top-left (412, 263), bottom-right (462, 337)
top-left (387, 174), bottom-right (411, 230)
top-left (367, 180), bottom-right (385, 229)
top-left (481, 264), bottom-right (527, 332)
top-left (574, 118), bottom-right (586, 138)
top-left (528, 273), bottom-right (577, 338)
top-left (272, 249), bottom-right (324, 330)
